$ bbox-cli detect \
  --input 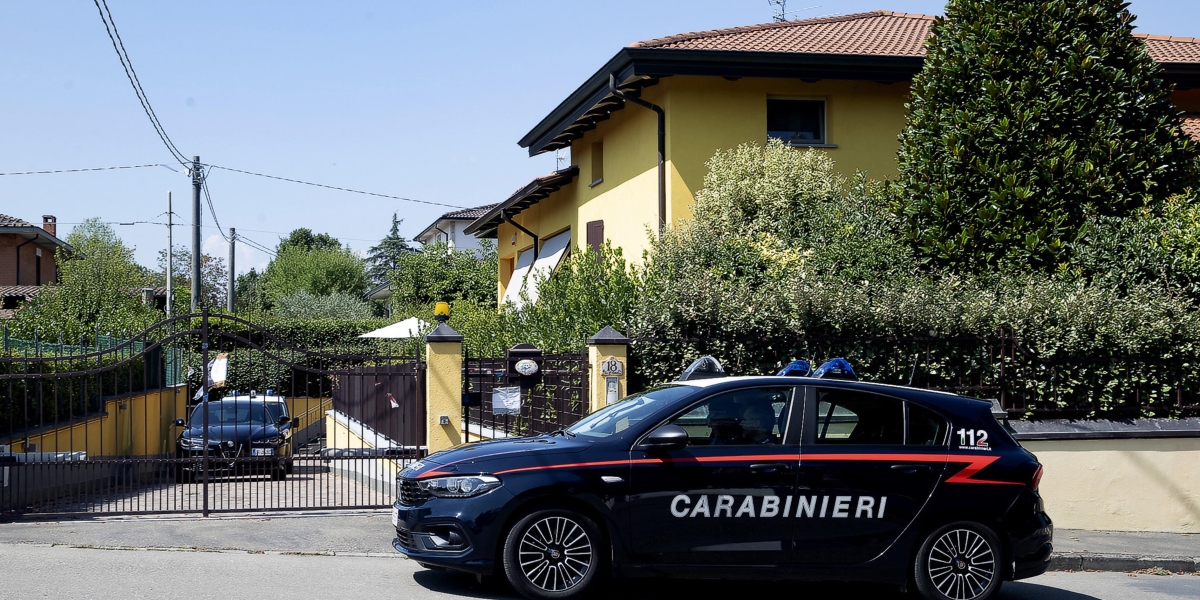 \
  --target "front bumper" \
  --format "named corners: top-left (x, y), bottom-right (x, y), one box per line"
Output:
top-left (391, 487), bottom-right (516, 576)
